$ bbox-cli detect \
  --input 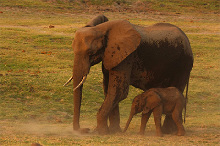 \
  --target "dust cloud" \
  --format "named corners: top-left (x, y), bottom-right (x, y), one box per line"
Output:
top-left (3, 121), bottom-right (91, 137)
top-left (18, 122), bottom-right (73, 136)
